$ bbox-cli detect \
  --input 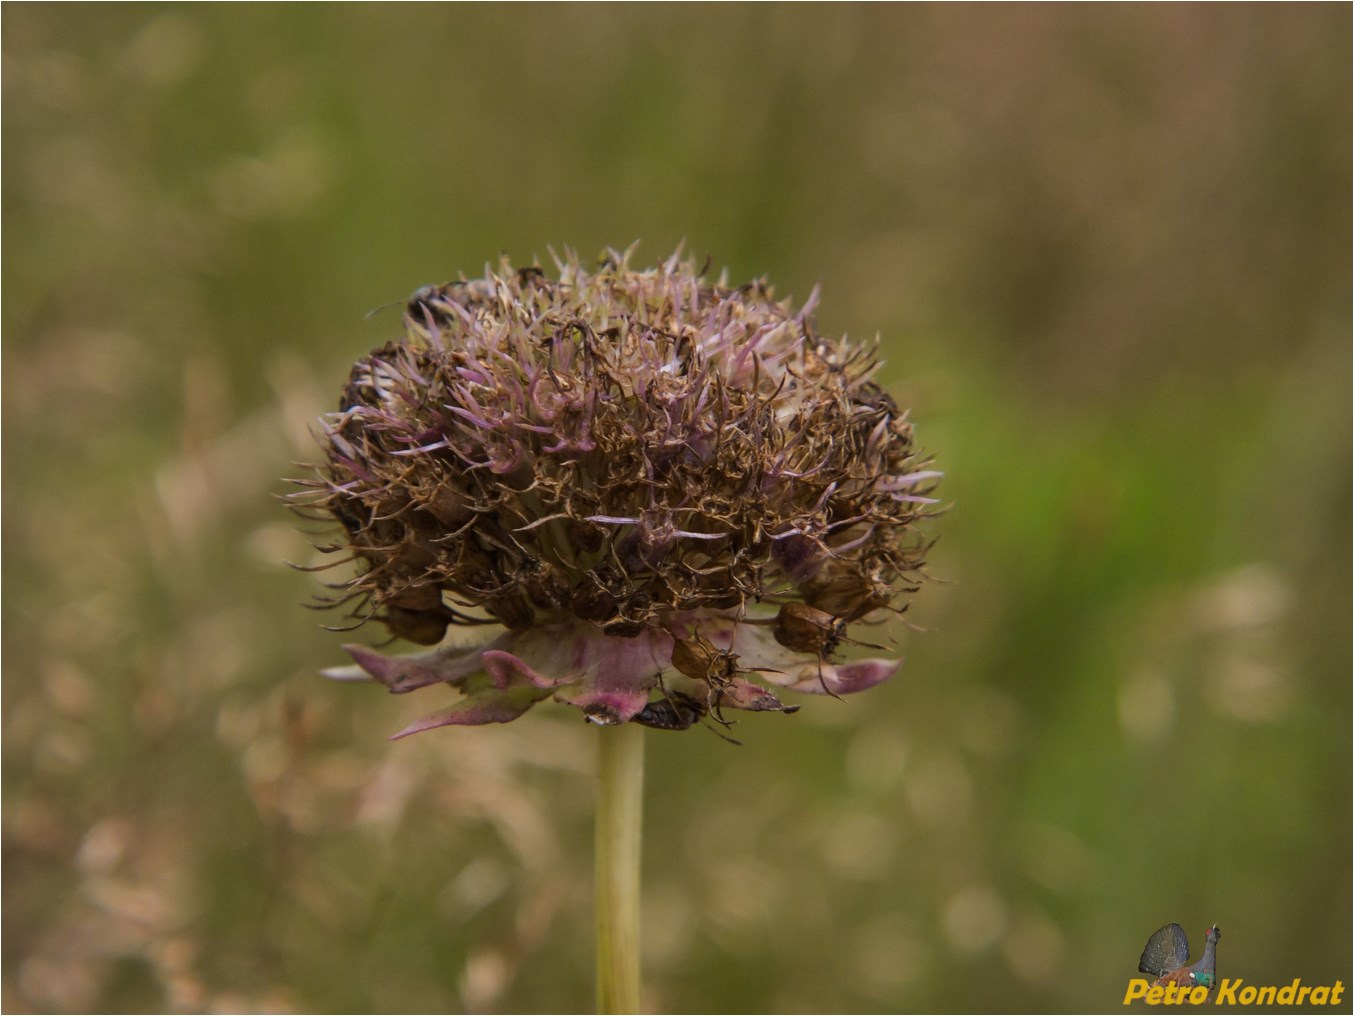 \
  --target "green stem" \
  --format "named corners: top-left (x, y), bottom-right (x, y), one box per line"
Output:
top-left (595, 722), bottom-right (644, 1014)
